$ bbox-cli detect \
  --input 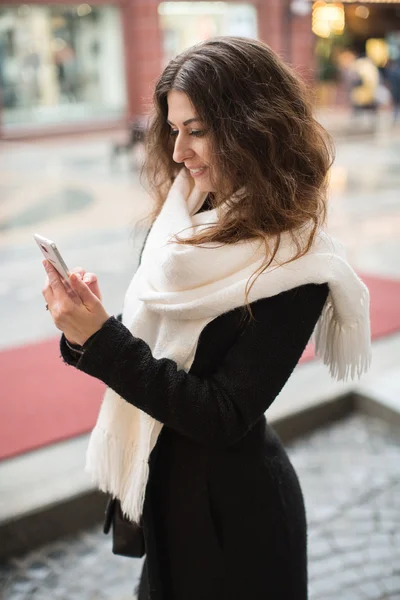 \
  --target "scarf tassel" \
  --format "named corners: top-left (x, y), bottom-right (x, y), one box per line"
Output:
top-left (85, 418), bottom-right (154, 523)
top-left (313, 290), bottom-right (371, 382)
